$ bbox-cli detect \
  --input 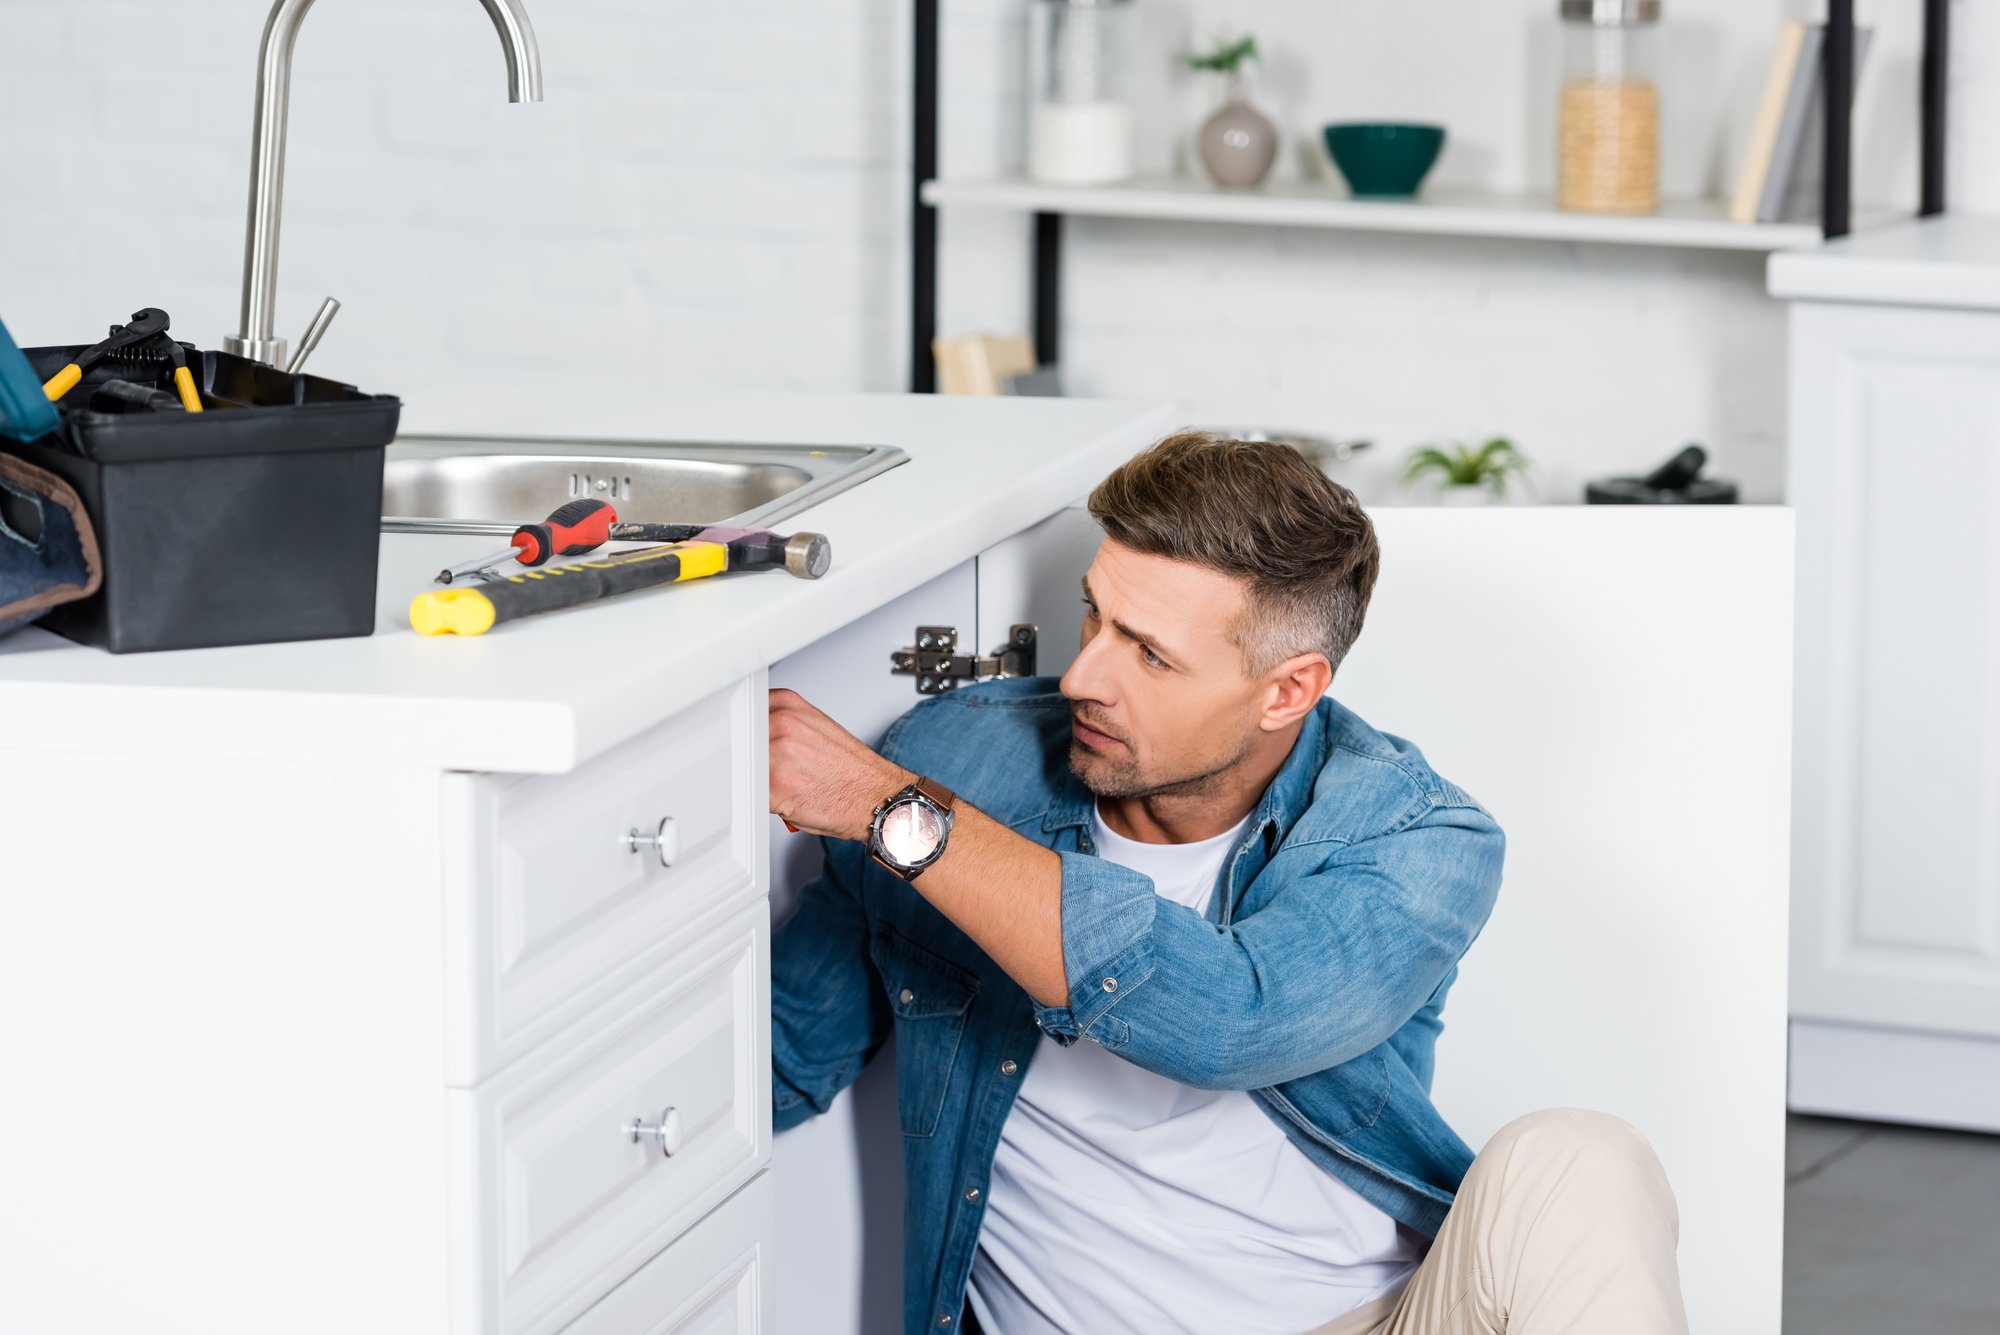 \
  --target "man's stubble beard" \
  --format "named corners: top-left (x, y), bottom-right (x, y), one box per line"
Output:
top-left (1067, 735), bottom-right (1255, 802)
